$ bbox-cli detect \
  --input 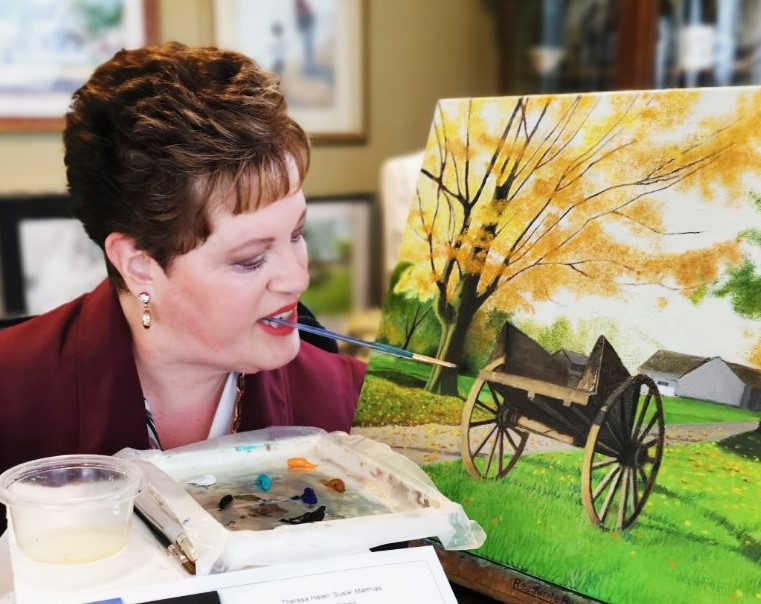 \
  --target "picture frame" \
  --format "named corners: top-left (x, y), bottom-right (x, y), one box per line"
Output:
top-left (301, 194), bottom-right (379, 324)
top-left (0, 195), bottom-right (106, 317)
top-left (0, 0), bottom-right (159, 132)
top-left (213, 0), bottom-right (366, 144)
